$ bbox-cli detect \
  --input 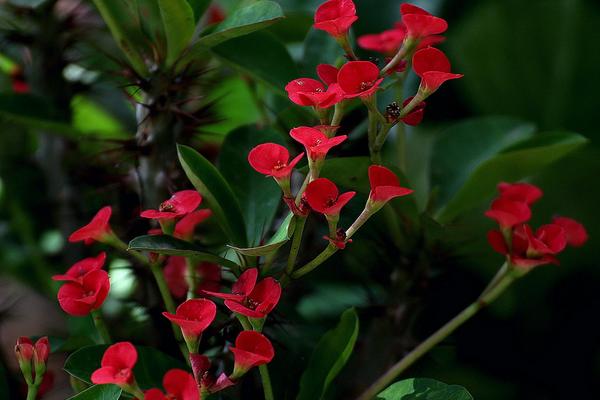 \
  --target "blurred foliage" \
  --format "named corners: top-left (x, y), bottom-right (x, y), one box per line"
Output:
top-left (0, 0), bottom-right (598, 399)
